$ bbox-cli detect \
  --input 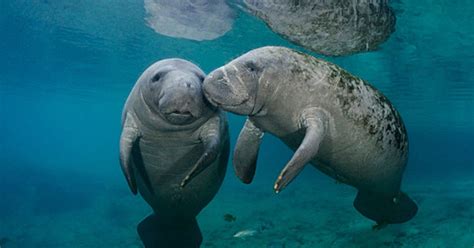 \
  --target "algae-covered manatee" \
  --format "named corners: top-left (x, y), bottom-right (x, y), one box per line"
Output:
top-left (203, 46), bottom-right (417, 226)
